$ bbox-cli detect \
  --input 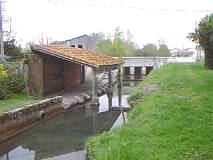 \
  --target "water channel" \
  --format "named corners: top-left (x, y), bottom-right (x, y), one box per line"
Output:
top-left (0, 77), bottom-right (142, 160)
